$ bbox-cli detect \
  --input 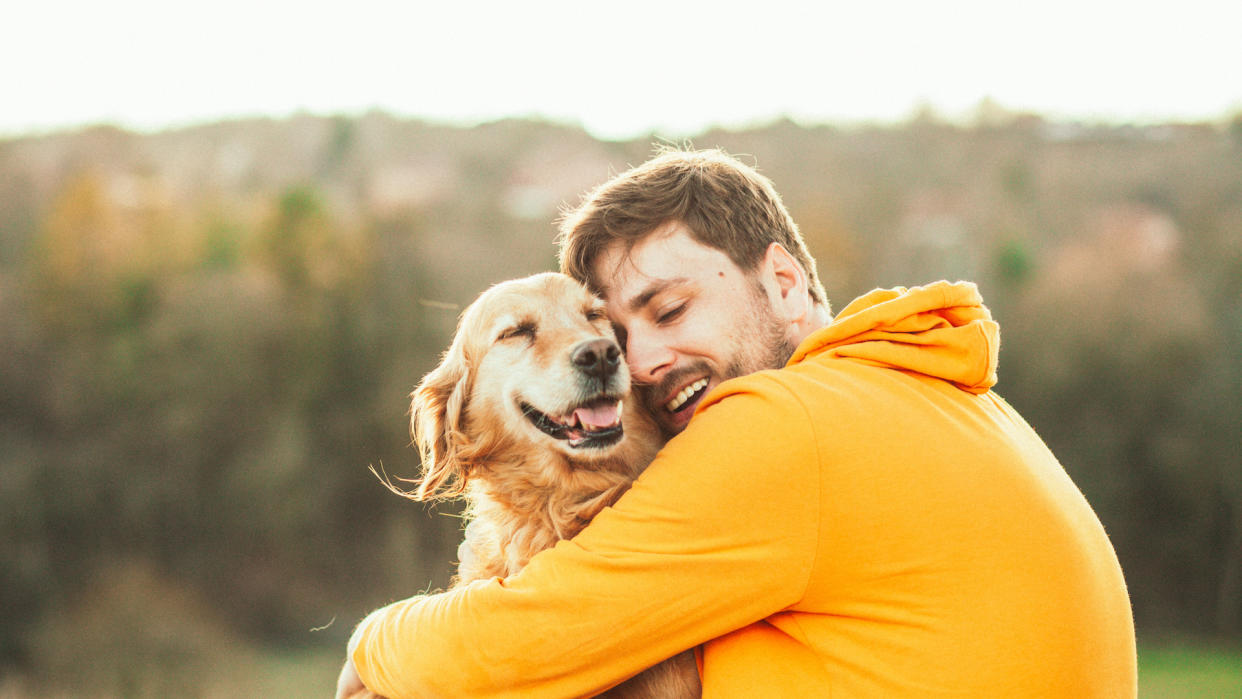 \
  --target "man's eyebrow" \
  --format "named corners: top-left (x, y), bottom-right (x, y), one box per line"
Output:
top-left (626, 278), bottom-right (688, 313)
